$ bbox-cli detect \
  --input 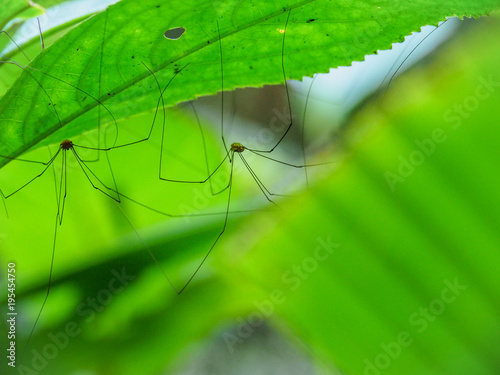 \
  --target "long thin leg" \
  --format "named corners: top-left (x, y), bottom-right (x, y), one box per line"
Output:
top-left (0, 153), bottom-right (49, 165)
top-left (0, 191), bottom-right (7, 218)
top-left (76, 63), bottom-right (188, 155)
top-left (0, 61), bottom-right (62, 132)
top-left (159, 153), bottom-right (230, 184)
top-left (114, 202), bottom-right (180, 294)
top-left (115, 189), bottom-right (260, 297)
top-left (57, 150), bottom-right (68, 225)
top-left (379, 21), bottom-right (447, 101)
top-left (23, 147), bottom-right (116, 358)
top-left (20, 213), bottom-right (59, 361)
top-left (216, 21), bottom-right (230, 159)
top-left (1, 27), bottom-right (122, 166)
top-left (157, 22), bottom-right (232, 185)
top-left (239, 153), bottom-right (289, 203)
top-left (159, 100), bottom-right (232, 194)
top-left (102, 146), bottom-right (120, 199)
top-left (156, 49), bottom-right (229, 185)
top-left (246, 148), bottom-right (335, 168)
top-left (156, 64), bottom-right (225, 182)
top-left (0, 30), bottom-right (31, 62)
top-left (75, 149), bottom-right (253, 219)
top-left (238, 153), bottom-right (275, 204)
top-left (20, 151), bottom-right (63, 360)
top-left (301, 74), bottom-right (319, 188)
top-left (2, 59), bottom-right (118, 134)
top-left (2, 149), bottom-right (60, 199)
top-left (48, 147), bottom-right (59, 207)
top-left (117, 190), bottom-right (255, 219)
top-left (178, 151), bottom-right (235, 294)
top-left (99, 65), bottom-right (121, 199)
top-left (79, 12), bottom-right (109, 162)
top-left (37, 18), bottom-right (45, 51)
top-left (190, 101), bottom-right (217, 195)
top-left (244, 10), bottom-right (293, 153)
top-left (71, 148), bottom-right (121, 202)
